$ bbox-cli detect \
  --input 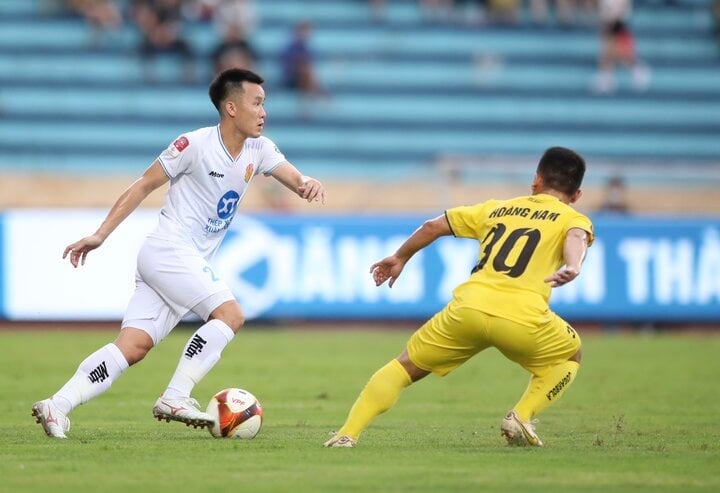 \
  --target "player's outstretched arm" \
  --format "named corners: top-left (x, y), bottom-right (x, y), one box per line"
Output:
top-left (63, 161), bottom-right (169, 268)
top-left (370, 214), bottom-right (452, 288)
top-left (269, 162), bottom-right (325, 204)
top-left (544, 227), bottom-right (589, 287)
